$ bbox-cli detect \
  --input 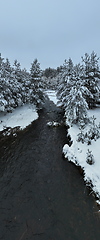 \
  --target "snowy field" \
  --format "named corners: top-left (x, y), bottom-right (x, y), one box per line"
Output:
top-left (0, 104), bottom-right (38, 132)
